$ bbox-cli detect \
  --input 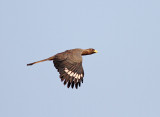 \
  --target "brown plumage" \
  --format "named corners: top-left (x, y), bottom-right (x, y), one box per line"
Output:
top-left (27, 48), bottom-right (98, 89)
